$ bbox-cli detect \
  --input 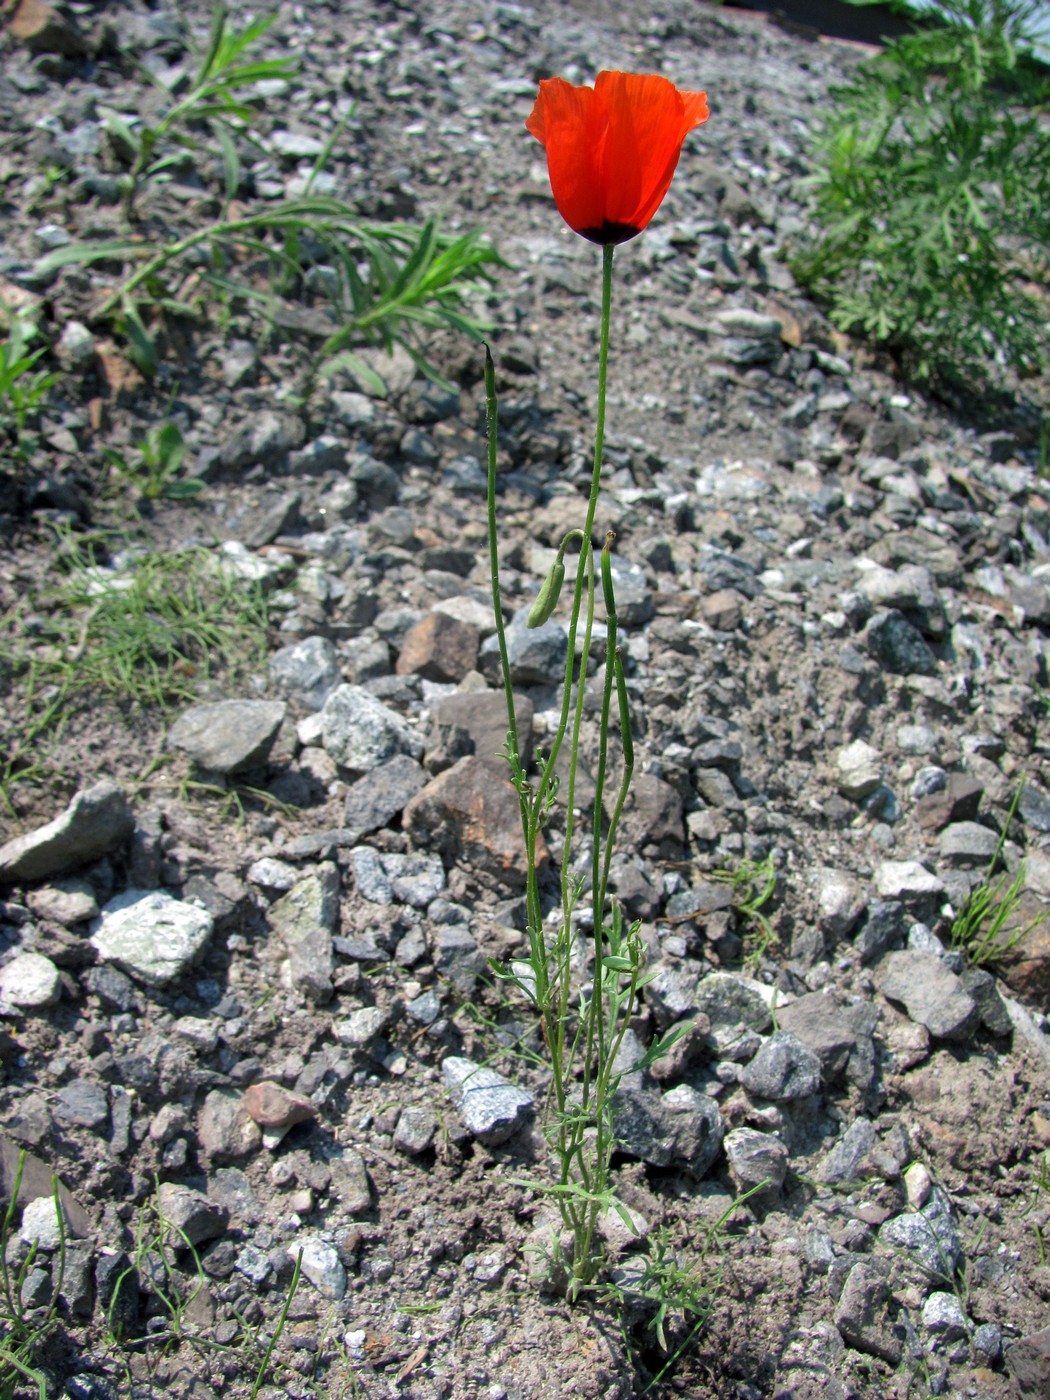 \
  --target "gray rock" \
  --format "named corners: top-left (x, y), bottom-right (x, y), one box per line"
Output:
top-left (713, 307), bottom-right (782, 338)
top-left (268, 864), bottom-right (339, 1003)
top-left (342, 755), bottom-right (427, 835)
top-left (739, 1031), bottom-right (822, 1101)
top-left (815, 868), bottom-right (867, 937)
top-left (0, 952), bottom-right (61, 1009)
top-left (321, 684), bottom-right (423, 775)
top-left (923, 1291), bottom-right (968, 1340)
top-left (642, 959), bottom-right (703, 1031)
top-left (294, 1237), bottom-right (347, 1300)
top-left (479, 609), bottom-right (568, 686)
top-left (442, 1056), bottom-right (534, 1146)
top-left (612, 1084), bottom-right (722, 1174)
top-left (393, 1106), bottom-right (438, 1156)
top-left (269, 636), bottom-right (342, 711)
top-left (271, 129), bottom-right (325, 158)
top-left (0, 780), bottom-right (134, 883)
top-left (834, 1260), bottom-right (901, 1363)
top-left (877, 1186), bottom-right (963, 1280)
top-left (92, 890), bottom-right (214, 987)
top-left (874, 861), bottom-right (944, 902)
top-left (219, 410), bottom-right (304, 471)
top-left (776, 993), bottom-right (858, 1080)
top-left (960, 967), bottom-right (1013, 1036)
top-left (854, 898), bottom-right (904, 963)
top-left (56, 320), bottom-right (96, 371)
top-left (1019, 785), bottom-right (1050, 833)
top-left (328, 1147), bottom-right (371, 1215)
top-left (865, 610), bottom-right (937, 675)
top-left (26, 881), bottom-right (97, 927)
top-left (875, 950), bottom-right (978, 1040)
top-left (815, 1117), bottom-right (876, 1186)
top-left (20, 1195), bottom-right (69, 1252)
top-left (166, 700), bottom-right (286, 775)
top-left (723, 1126), bottom-right (788, 1192)
top-left (938, 821), bottom-right (999, 865)
top-left (335, 1006), bottom-right (388, 1049)
top-left (54, 1080), bottom-right (109, 1132)
top-left (156, 1183), bottom-right (229, 1248)
top-left (694, 972), bottom-right (773, 1034)
top-left (382, 851), bottom-right (445, 907)
top-left (348, 846), bottom-right (392, 904)
top-left (972, 1322), bottom-right (1002, 1364)
top-left (433, 925), bottom-right (484, 993)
